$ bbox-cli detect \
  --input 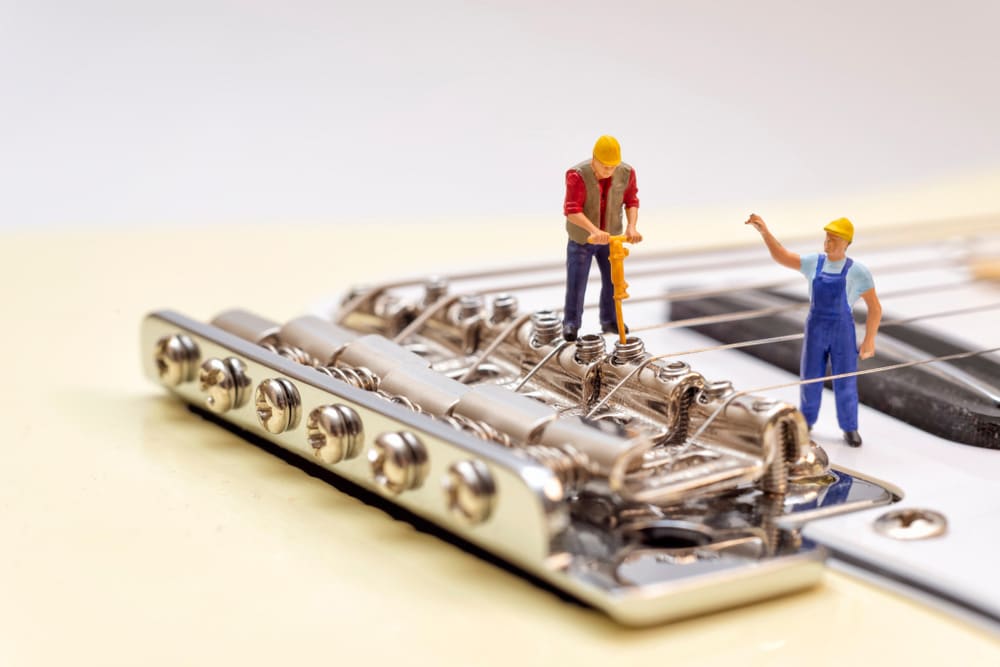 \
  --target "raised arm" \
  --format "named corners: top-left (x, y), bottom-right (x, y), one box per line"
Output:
top-left (745, 214), bottom-right (800, 270)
